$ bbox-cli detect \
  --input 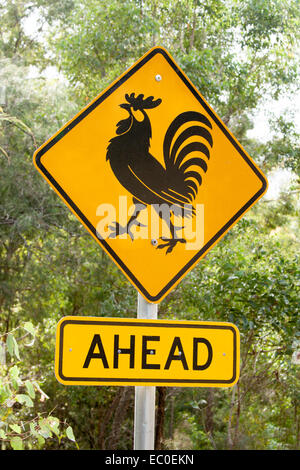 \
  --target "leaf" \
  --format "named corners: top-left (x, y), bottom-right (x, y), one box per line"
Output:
top-left (0, 145), bottom-right (9, 160)
top-left (66, 426), bottom-right (76, 442)
top-left (23, 322), bottom-right (35, 336)
top-left (37, 435), bottom-right (45, 447)
top-left (38, 419), bottom-right (52, 439)
top-left (47, 417), bottom-right (60, 437)
top-left (6, 334), bottom-right (14, 358)
top-left (29, 422), bottom-right (38, 437)
top-left (0, 429), bottom-right (7, 439)
top-left (9, 424), bottom-right (21, 434)
top-left (9, 365), bottom-right (22, 390)
top-left (14, 338), bottom-right (20, 360)
top-left (25, 380), bottom-right (35, 399)
top-left (10, 436), bottom-right (23, 450)
top-left (9, 365), bottom-right (20, 381)
top-left (16, 394), bottom-right (34, 408)
top-left (4, 398), bottom-right (16, 407)
top-left (6, 334), bottom-right (20, 360)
